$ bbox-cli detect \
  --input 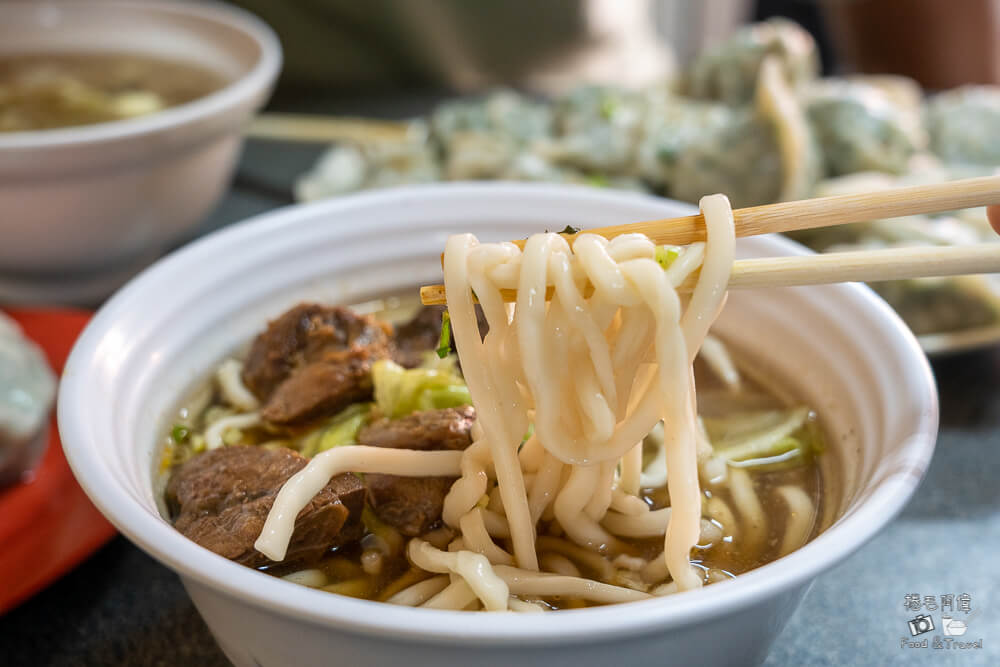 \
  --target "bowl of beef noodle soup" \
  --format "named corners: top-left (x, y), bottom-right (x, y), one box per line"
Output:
top-left (59, 183), bottom-right (937, 667)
